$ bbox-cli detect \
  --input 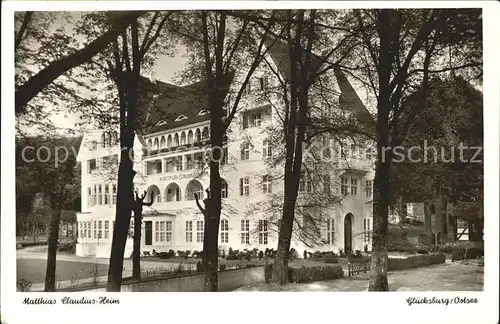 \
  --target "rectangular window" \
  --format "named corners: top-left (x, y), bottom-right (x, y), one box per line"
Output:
top-left (351, 178), bottom-right (358, 196)
top-left (176, 157), bottom-right (183, 171)
top-left (262, 139), bottom-right (272, 159)
top-left (299, 179), bottom-right (313, 193)
top-left (87, 221), bottom-right (91, 238)
top-left (130, 219), bottom-right (135, 237)
top-left (241, 220), bottom-right (250, 244)
top-left (154, 221), bottom-right (172, 243)
top-left (112, 184), bottom-right (117, 204)
top-left (240, 143), bottom-right (250, 161)
top-left (186, 221), bottom-right (193, 243)
top-left (221, 181), bottom-right (228, 198)
top-left (221, 147), bottom-right (228, 165)
top-left (87, 159), bottom-right (97, 174)
top-left (220, 219), bottom-right (229, 244)
top-left (457, 219), bottom-right (468, 228)
top-left (104, 185), bottom-right (109, 205)
top-left (262, 175), bottom-right (272, 194)
top-left (79, 222), bottom-right (84, 238)
top-left (97, 185), bottom-right (103, 205)
top-left (365, 180), bottom-right (373, 198)
top-left (259, 76), bottom-right (268, 91)
top-left (240, 177), bottom-right (250, 196)
top-left (196, 220), bottom-right (204, 243)
top-left (252, 113), bottom-right (262, 127)
top-left (258, 220), bottom-right (268, 245)
top-left (93, 221), bottom-right (97, 239)
top-left (341, 177), bottom-right (348, 195)
top-left (326, 219), bottom-right (335, 244)
top-left (104, 221), bottom-right (109, 239)
top-left (87, 187), bottom-right (93, 207)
